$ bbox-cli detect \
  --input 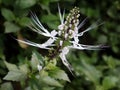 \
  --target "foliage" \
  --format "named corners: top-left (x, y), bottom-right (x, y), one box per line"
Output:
top-left (0, 0), bottom-right (120, 90)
